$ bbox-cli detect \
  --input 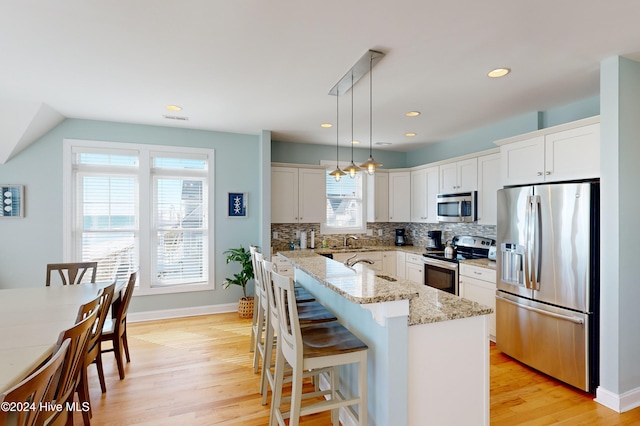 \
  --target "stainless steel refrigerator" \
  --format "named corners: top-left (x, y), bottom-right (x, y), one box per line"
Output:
top-left (496, 181), bottom-right (599, 392)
